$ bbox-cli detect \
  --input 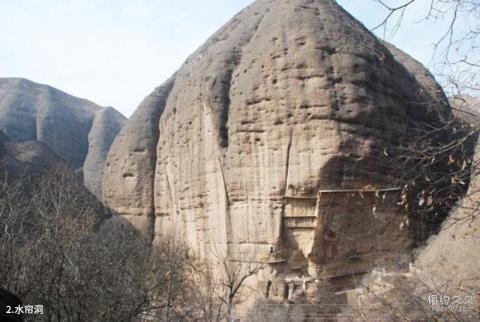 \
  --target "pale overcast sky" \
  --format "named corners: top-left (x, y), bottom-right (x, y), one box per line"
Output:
top-left (0, 0), bottom-right (456, 117)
